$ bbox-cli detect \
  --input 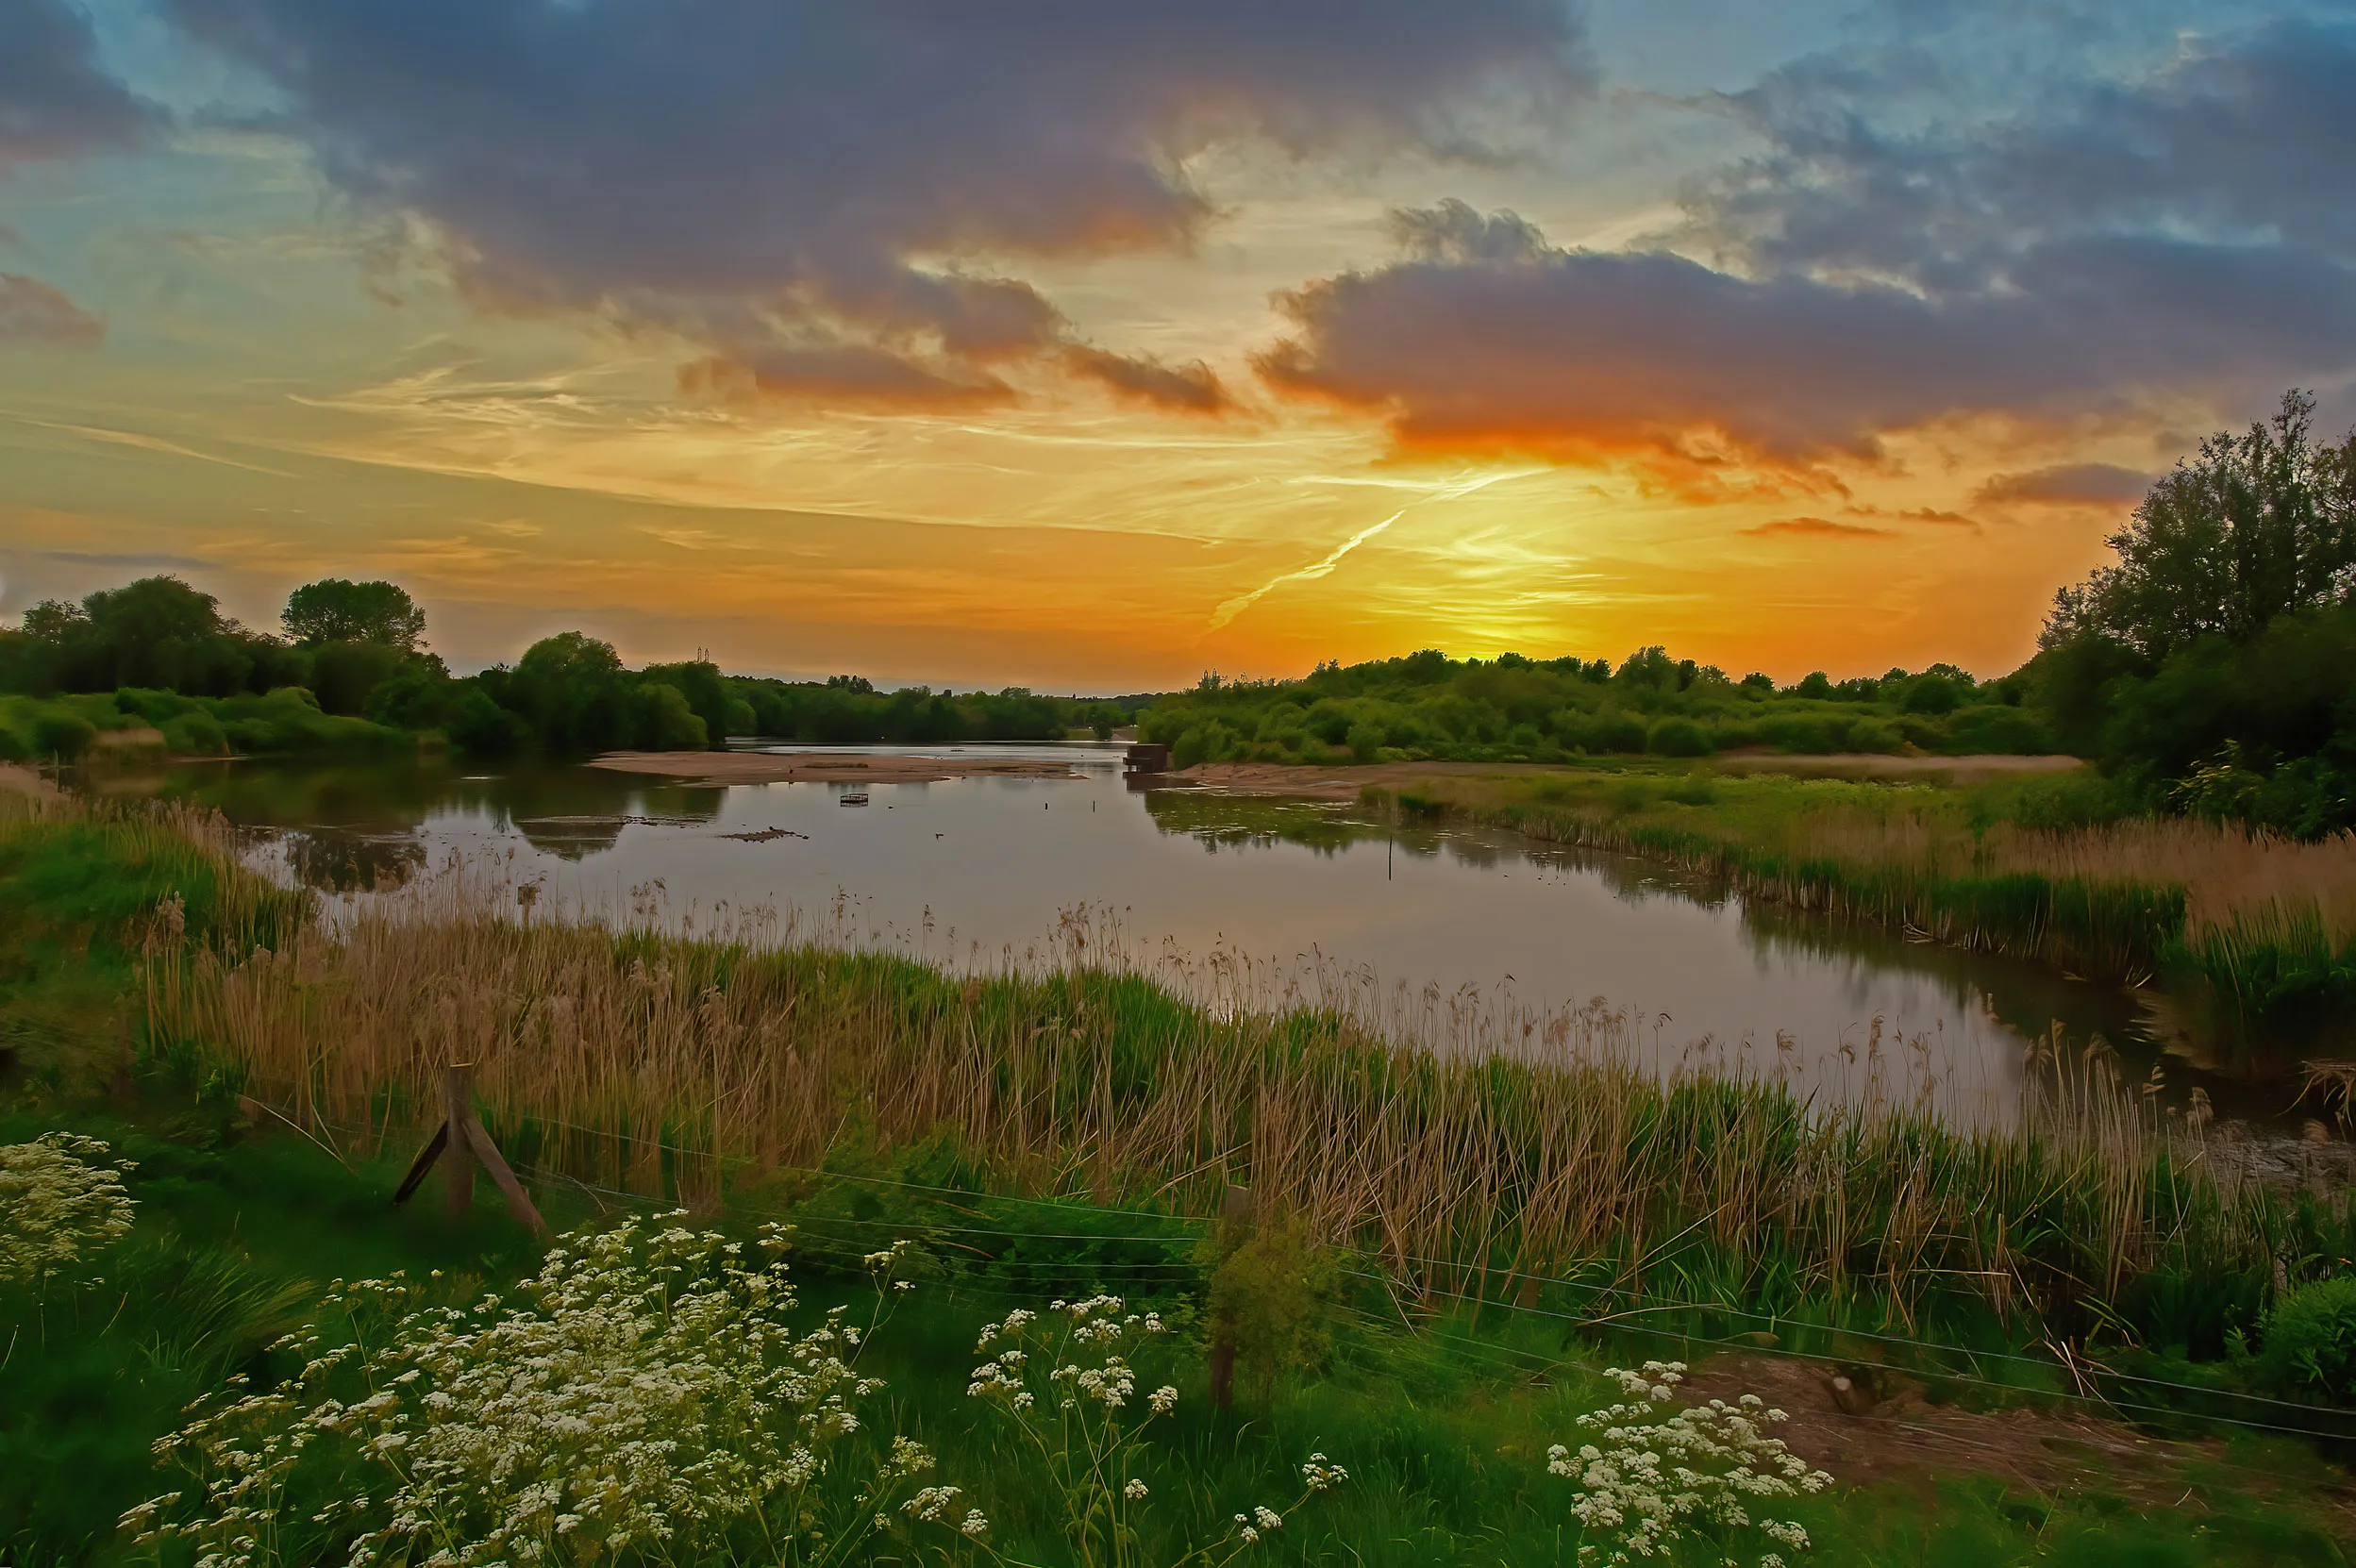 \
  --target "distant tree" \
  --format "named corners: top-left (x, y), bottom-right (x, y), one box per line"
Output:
top-left (2044, 391), bottom-right (2356, 659)
top-left (283, 579), bottom-right (426, 650)
top-left (1794, 671), bottom-right (1834, 700)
